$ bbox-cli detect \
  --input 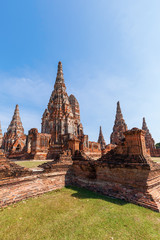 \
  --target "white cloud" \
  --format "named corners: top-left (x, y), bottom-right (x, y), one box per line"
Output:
top-left (0, 71), bottom-right (53, 134)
